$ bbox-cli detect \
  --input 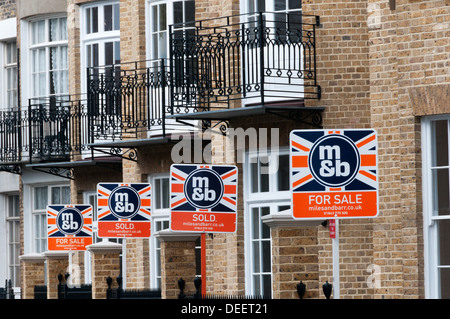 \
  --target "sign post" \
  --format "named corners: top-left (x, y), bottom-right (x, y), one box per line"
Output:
top-left (97, 183), bottom-right (152, 238)
top-left (47, 205), bottom-right (93, 251)
top-left (170, 164), bottom-right (238, 295)
top-left (290, 129), bottom-right (378, 298)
